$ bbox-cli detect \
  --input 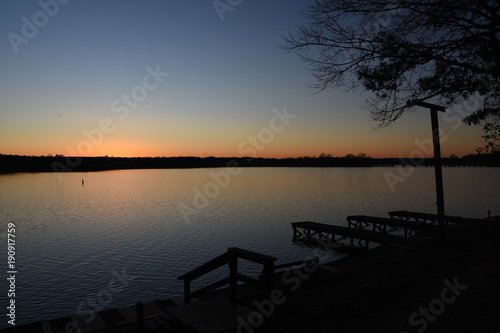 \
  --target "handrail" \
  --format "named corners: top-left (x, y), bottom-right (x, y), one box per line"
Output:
top-left (177, 247), bottom-right (277, 305)
top-left (274, 257), bottom-right (319, 270)
top-left (191, 277), bottom-right (231, 298)
top-left (178, 252), bottom-right (230, 281)
top-left (236, 273), bottom-right (261, 286)
top-left (227, 247), bottom-right (277, 264)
